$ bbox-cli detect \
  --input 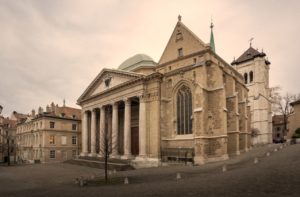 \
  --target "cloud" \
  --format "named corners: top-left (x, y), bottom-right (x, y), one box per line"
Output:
top-left (0, 0), bottom-right (299, 116)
